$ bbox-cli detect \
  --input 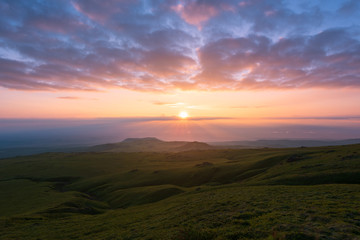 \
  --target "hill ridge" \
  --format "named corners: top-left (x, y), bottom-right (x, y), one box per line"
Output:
top-left (90, 138), bottom-right (214, 153)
